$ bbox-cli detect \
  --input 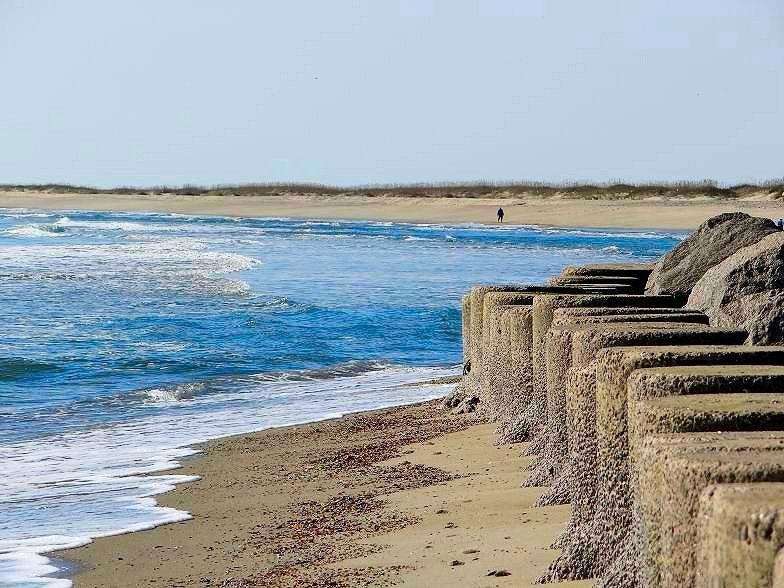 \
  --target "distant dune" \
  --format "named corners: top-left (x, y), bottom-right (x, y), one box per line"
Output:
top-left (2, 181), bottom-right (784, 230)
